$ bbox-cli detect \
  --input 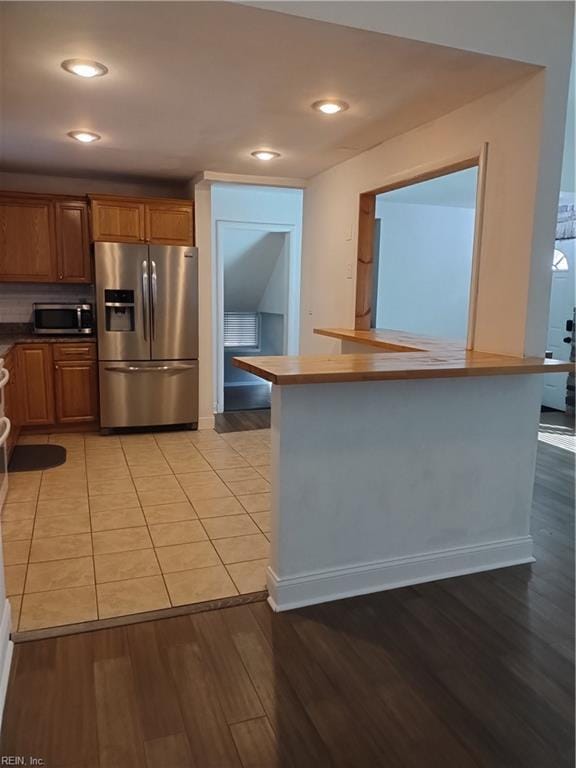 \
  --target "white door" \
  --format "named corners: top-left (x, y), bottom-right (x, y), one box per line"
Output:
top-left (542, 242), bottom-right (575, 410)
